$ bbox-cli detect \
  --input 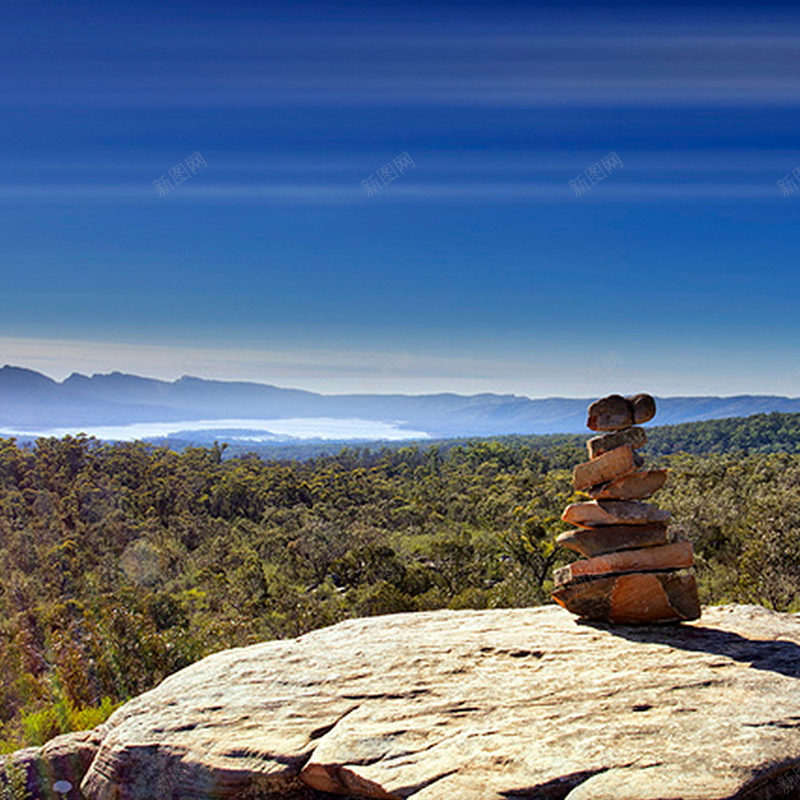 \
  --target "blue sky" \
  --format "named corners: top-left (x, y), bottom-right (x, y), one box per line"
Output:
top-left (2, 0), bottom-right (800, 397)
